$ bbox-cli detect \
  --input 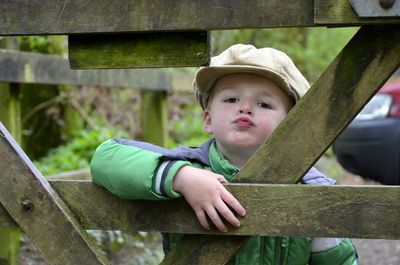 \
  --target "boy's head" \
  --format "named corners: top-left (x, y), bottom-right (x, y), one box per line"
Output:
top-left (193, 44), bottom-right (310, 165)
top-left (193, 44), bottom-right (309, 110)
